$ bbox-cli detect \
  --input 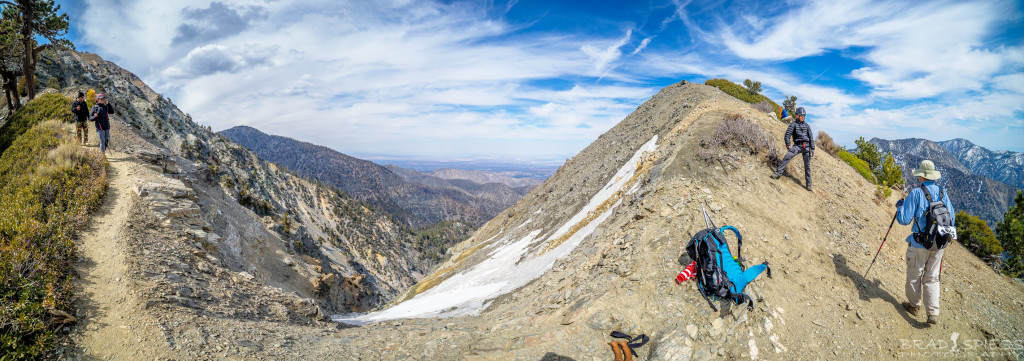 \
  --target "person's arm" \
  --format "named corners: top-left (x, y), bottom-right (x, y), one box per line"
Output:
top-left (784, 122), bottom-right (795, 148)
top-left (896, 188), bottom-right (919, 226)
top-left (808, 125), bottom-right (815, 150)
top-left (944, 191), bottom-right (955, 226)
